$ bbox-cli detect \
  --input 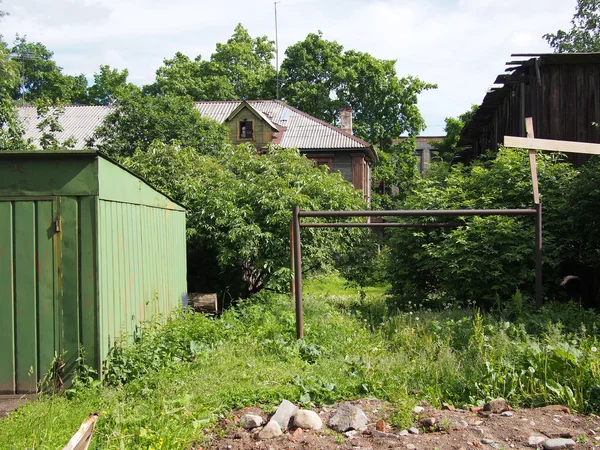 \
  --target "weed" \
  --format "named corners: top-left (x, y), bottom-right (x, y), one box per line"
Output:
top-left (2, 275), bottom-right (600, 449)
